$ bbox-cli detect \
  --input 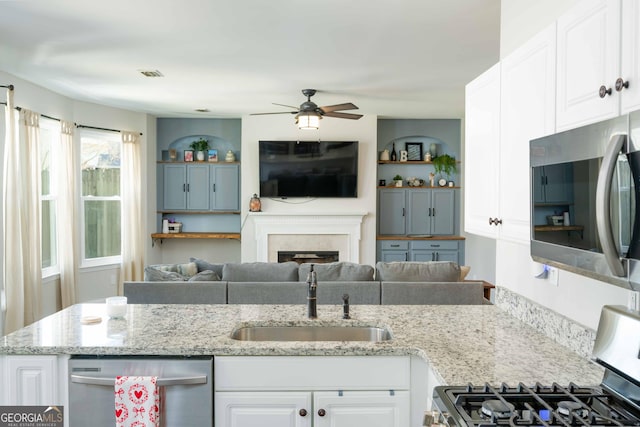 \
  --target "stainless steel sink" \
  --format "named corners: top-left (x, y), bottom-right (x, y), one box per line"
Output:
top-left (230, 325), bottom-right (393, 342)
